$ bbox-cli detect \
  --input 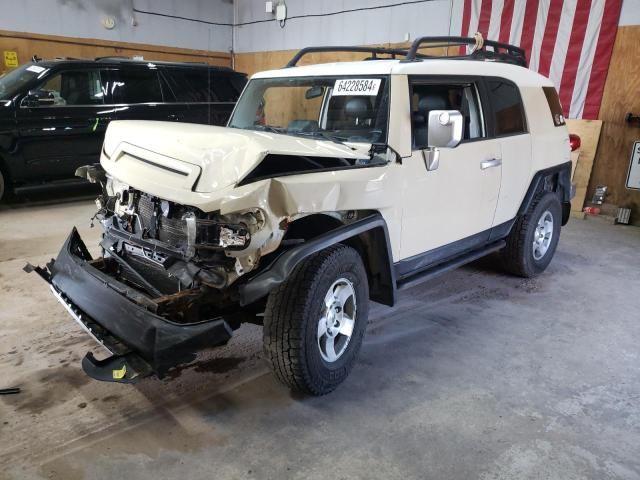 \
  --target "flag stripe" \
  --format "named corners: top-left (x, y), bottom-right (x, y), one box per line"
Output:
top-left (537, 0), bottom-right (563, 76)
top-left (508, 0), bottom-right (527, 45)
top-left (459, 0), bottom-right (472, 54)
top-left (455, 0), bottom-right (623, 120)
top-left (558, 0), bottom-right (592, 115)
top-left (519, 0), bottom-right (540, 65)
top-left (488, 0), bottom-right (505, 41)
top-left (528, 0), bottom-right (549, 72)
top-left (548, 0), bottom-right (577, 88)
top-left (583, 0), bottom-right (622, 119)
top-left (499, 0), bottom-right (516, 44)
top-left (477, 0), bottom-right (494, 37)
top-left (467, 0), bottom-right (483, 51)
top-left (569, 0), bottom-right (605, 118)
